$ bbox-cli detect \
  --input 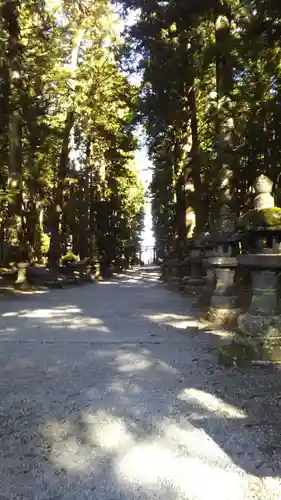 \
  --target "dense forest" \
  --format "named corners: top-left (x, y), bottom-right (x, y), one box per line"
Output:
top-left (1, 0), bottom-right (281, 279)
top-left (120, 0), bottom-right (281, 260)
top-left (0, 0), bottom-right (144, 277)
